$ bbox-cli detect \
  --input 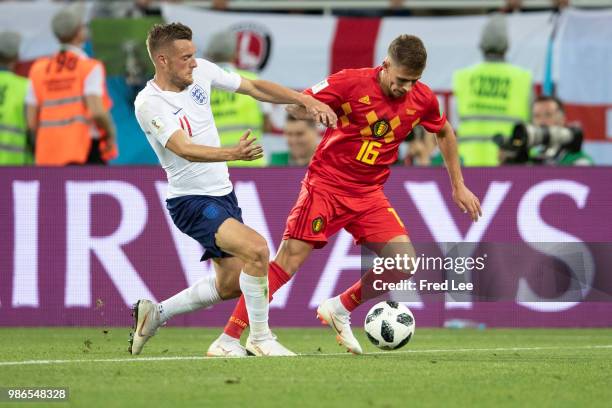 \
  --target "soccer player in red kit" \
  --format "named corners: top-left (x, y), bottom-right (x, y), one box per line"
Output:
top-left (207, 34), bottom-right (481, 356)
